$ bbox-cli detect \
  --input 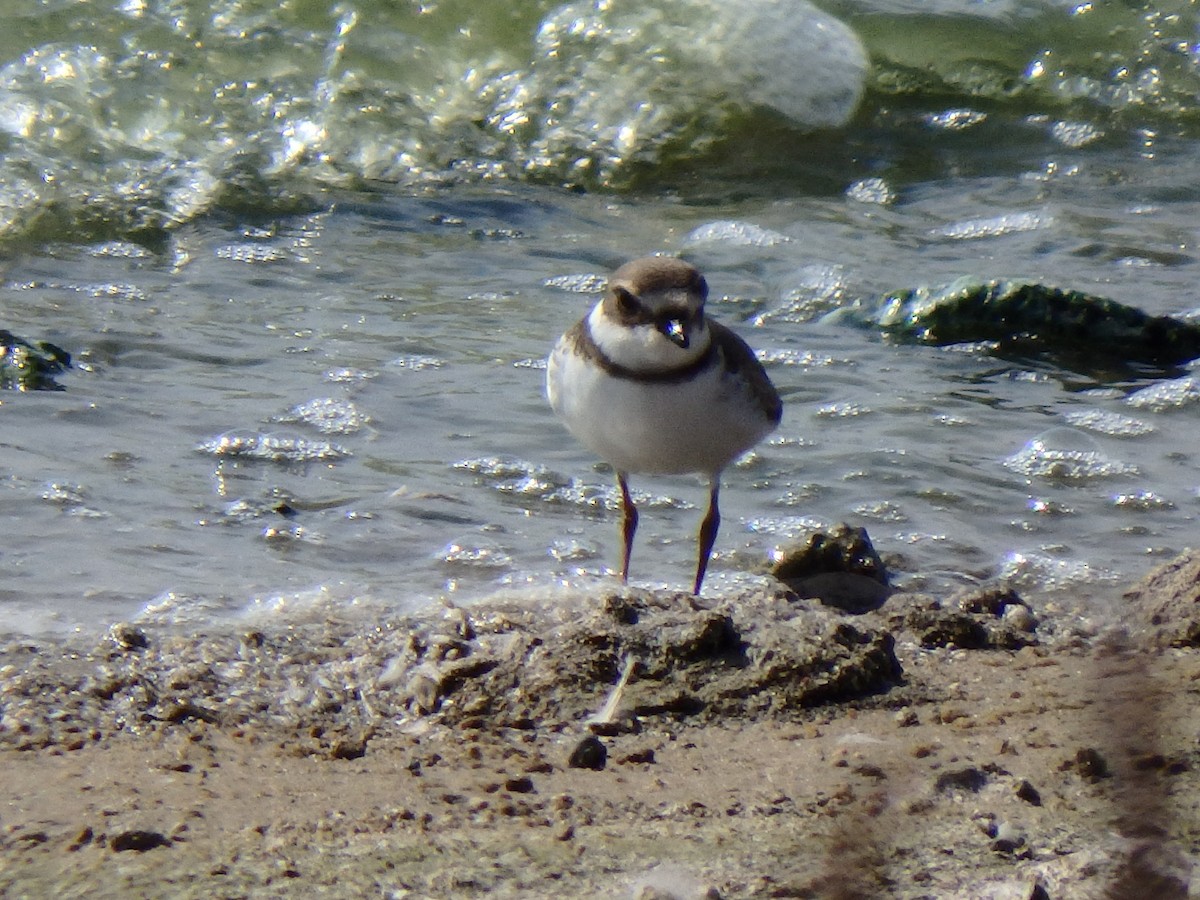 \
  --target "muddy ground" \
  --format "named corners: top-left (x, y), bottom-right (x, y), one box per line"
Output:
top-left (1, 550), bottom-right (1198, 899)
